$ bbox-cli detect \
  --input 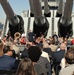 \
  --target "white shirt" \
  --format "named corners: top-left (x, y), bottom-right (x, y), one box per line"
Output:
top-left (22, 33), bottom-right (26, 37)
top-left (60, 58), bottom-right (66, 69)
top-left (41, 51), bottom-right (50, 62)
